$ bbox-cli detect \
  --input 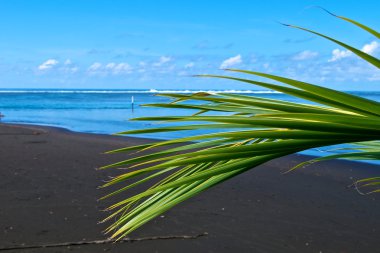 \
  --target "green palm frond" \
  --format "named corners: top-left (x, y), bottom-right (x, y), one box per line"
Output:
top-left (101, 12), bottom-right (380, 239)
top-left (317, 7), bottom-right (380, 39)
